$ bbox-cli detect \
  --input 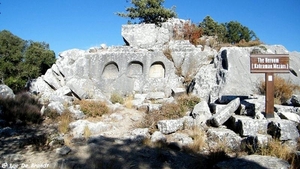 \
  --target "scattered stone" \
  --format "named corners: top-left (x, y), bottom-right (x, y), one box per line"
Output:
top-left (267, 119), bottom-right (300, 141)
top-left (208, 98), bottom-right (240, 127)
top-left (157, 119), bottom-right (184, 134)
top-left (291, 95), bottom-right (300, 107)
top-left (56, 145), bottom-right (71, 155)
top-left (191, 101), bottom-right (212, 126)
top-left (151, 131), bottom-right (166, 143)
top-left (167, 132), bottom-right (193, 147)
top-left (207, 127), bottom-right (242, 151)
